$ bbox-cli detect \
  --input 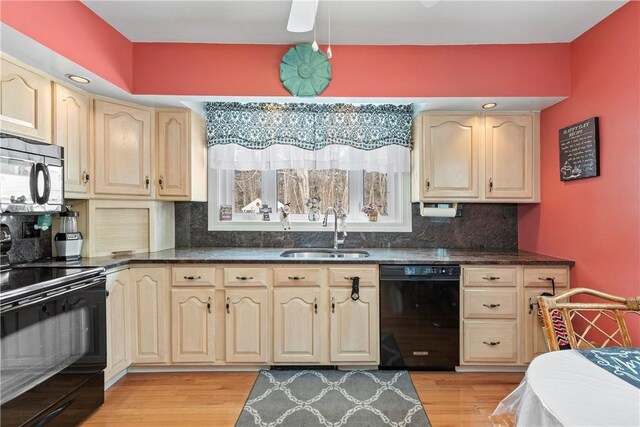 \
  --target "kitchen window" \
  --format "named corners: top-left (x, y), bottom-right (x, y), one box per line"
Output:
top-left (208, 168), bottom-right (411, 231)
top-left (205, 102), bottom-right (413, 232)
